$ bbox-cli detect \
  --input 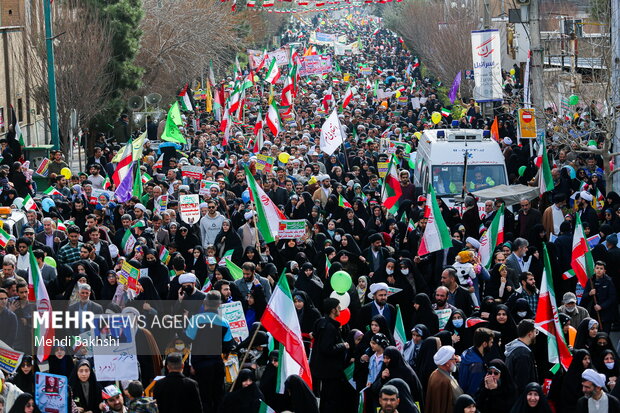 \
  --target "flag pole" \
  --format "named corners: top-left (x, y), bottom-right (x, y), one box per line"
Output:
top-left (229, 322), bottom-right (262, 392)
